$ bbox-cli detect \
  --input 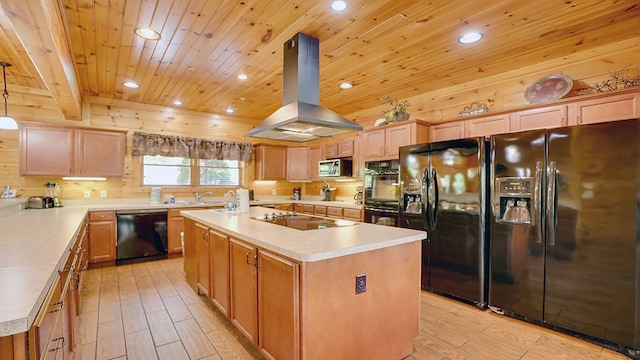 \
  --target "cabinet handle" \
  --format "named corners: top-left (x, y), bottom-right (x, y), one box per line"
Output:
top-left (245, 251), bottom-right (253, 265)
top-left (576, 115), bottom-right (581, 124)
top-left (49, 337), bottom-right (67, 352)
top-left (253, 254), bottom-right (259, 268)
top-left (50, 301), bottom-right (65, 313)
top-left (562, 116), bottom-right (567, 126)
